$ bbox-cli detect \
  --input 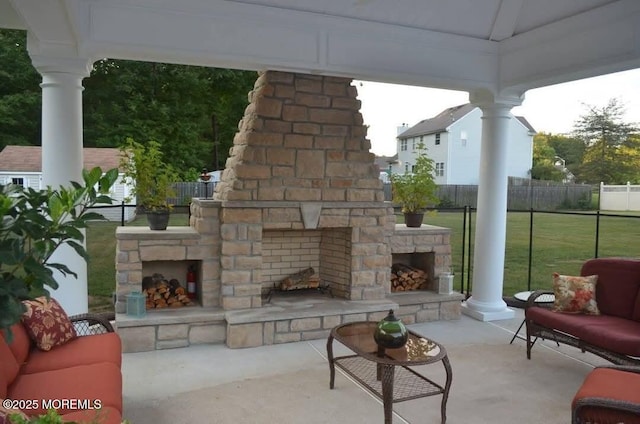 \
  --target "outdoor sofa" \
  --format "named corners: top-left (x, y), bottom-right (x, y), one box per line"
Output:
top-left (525, 257), bottom-right (640, 366)
top-left (0, 297), bottom-right (122, 424)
